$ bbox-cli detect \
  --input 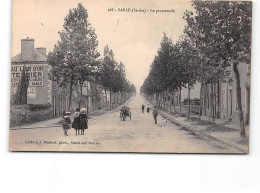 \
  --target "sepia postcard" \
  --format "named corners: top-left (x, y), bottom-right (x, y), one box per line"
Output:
top-left (9, 0), bottom-right (252, 153)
